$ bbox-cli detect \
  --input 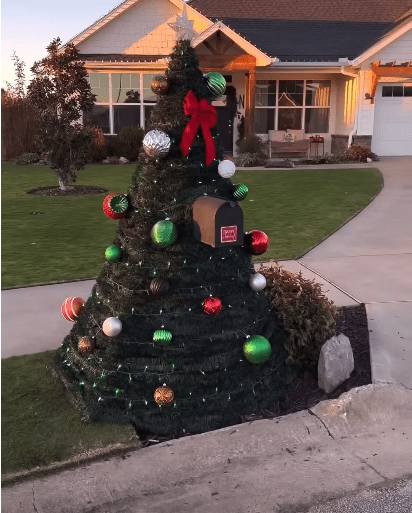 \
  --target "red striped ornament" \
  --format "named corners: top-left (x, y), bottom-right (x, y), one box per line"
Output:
top-left (102, 193), bottom-right (129, 220)
top-left (61, 297), bottom-right (85, 322)
top-left (203, 297), bottom-right (222, 316)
